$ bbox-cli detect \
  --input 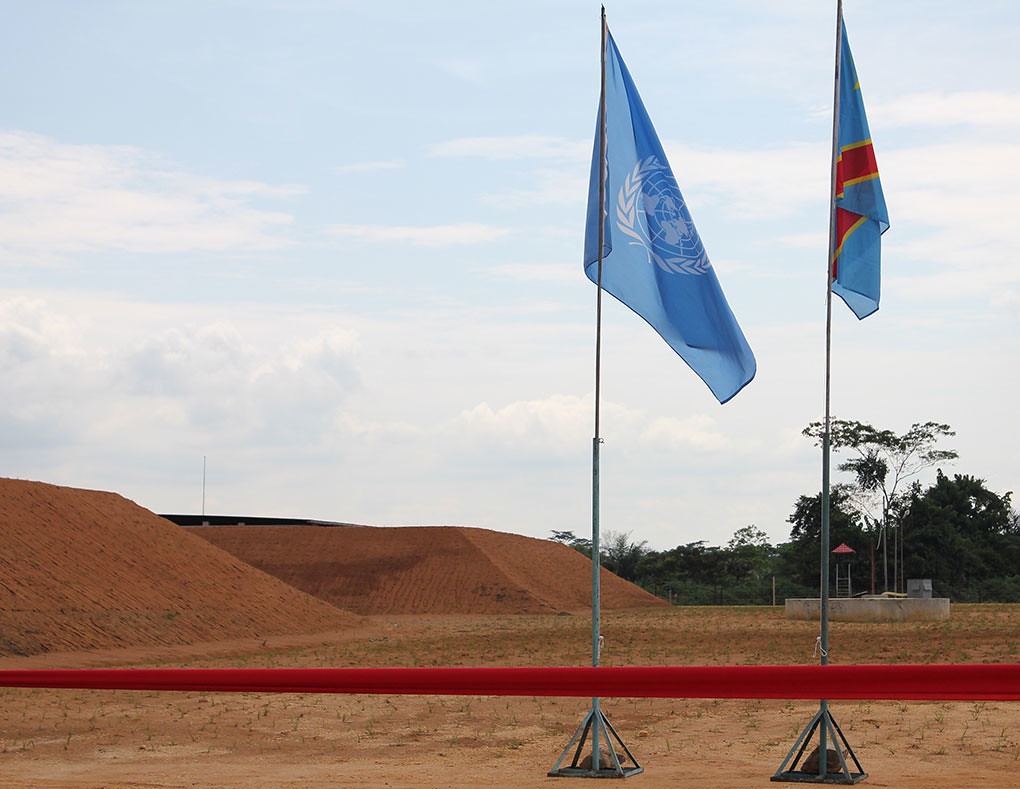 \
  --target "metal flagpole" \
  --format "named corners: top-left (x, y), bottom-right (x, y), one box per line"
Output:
top-left (774, 1), bottom-right (865, 782)
top-left (550, 6), bottom-right (641, 778)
